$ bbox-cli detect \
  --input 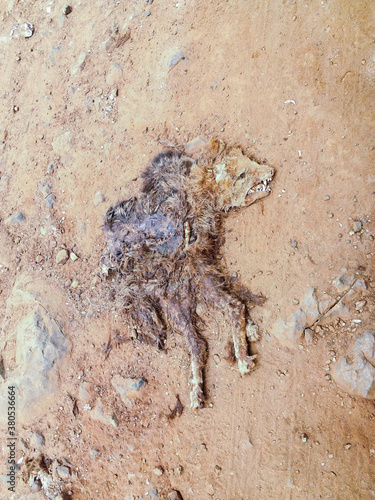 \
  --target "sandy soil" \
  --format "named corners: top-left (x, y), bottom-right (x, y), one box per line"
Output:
top-left (0, 0), bottom-right (374, 499)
